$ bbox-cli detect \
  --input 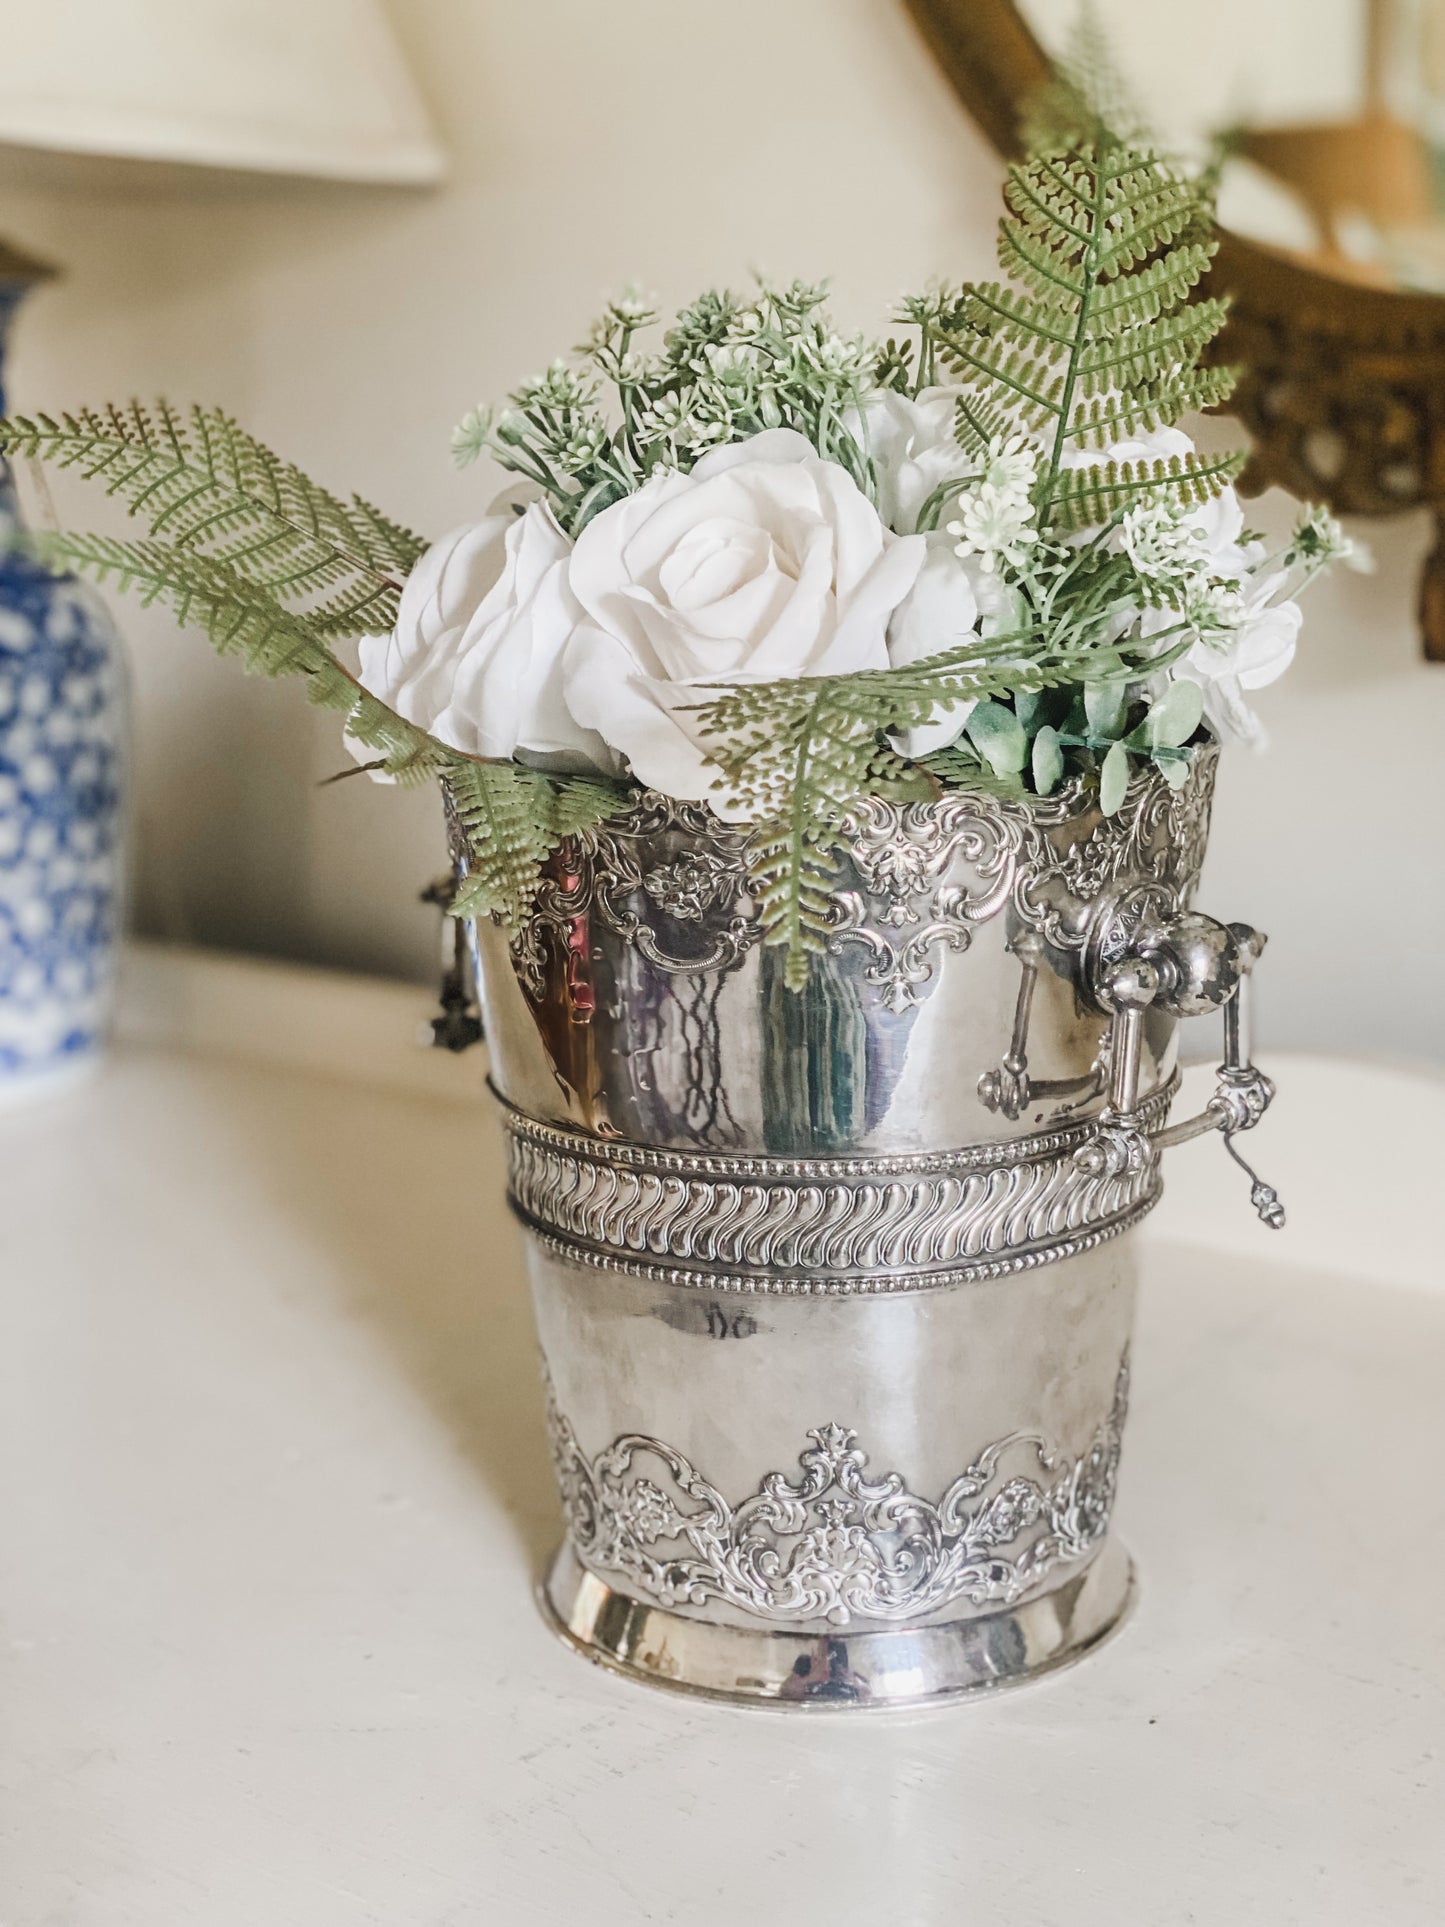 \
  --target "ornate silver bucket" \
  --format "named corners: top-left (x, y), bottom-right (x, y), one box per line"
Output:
top-left (463, 747), bottom-right (1279, 1708)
